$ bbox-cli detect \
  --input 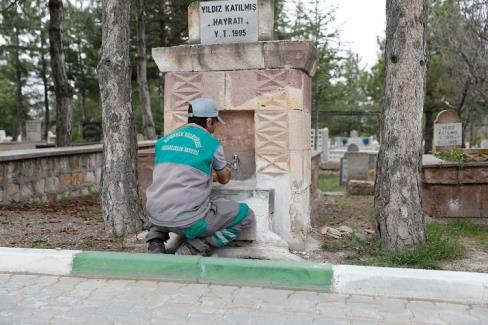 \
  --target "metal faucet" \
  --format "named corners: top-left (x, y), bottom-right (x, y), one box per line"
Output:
top-left (231, 153), bottom-right (240, 171)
